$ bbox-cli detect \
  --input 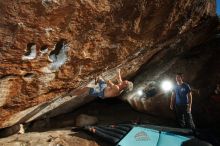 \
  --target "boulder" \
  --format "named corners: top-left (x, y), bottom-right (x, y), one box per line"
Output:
top-left (75, 114), bottom-right (98, 127)
top-left (0, 0), bottom-right (218, 128)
